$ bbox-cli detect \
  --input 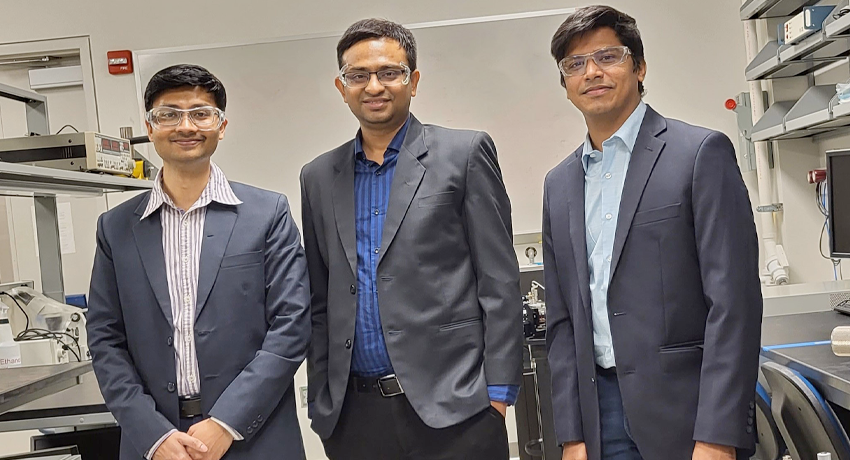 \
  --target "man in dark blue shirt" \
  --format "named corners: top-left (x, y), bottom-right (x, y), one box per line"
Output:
top-left (300, 18), bottom-right (523, 460)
